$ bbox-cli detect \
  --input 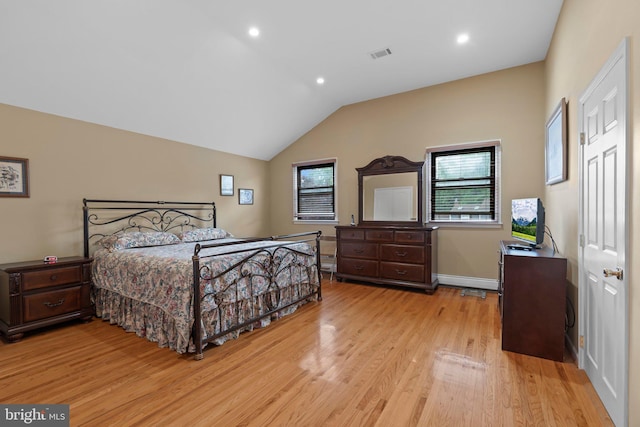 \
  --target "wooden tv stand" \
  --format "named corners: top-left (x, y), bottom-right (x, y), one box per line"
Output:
top-left (498, 241), bottom-right (567, 361)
